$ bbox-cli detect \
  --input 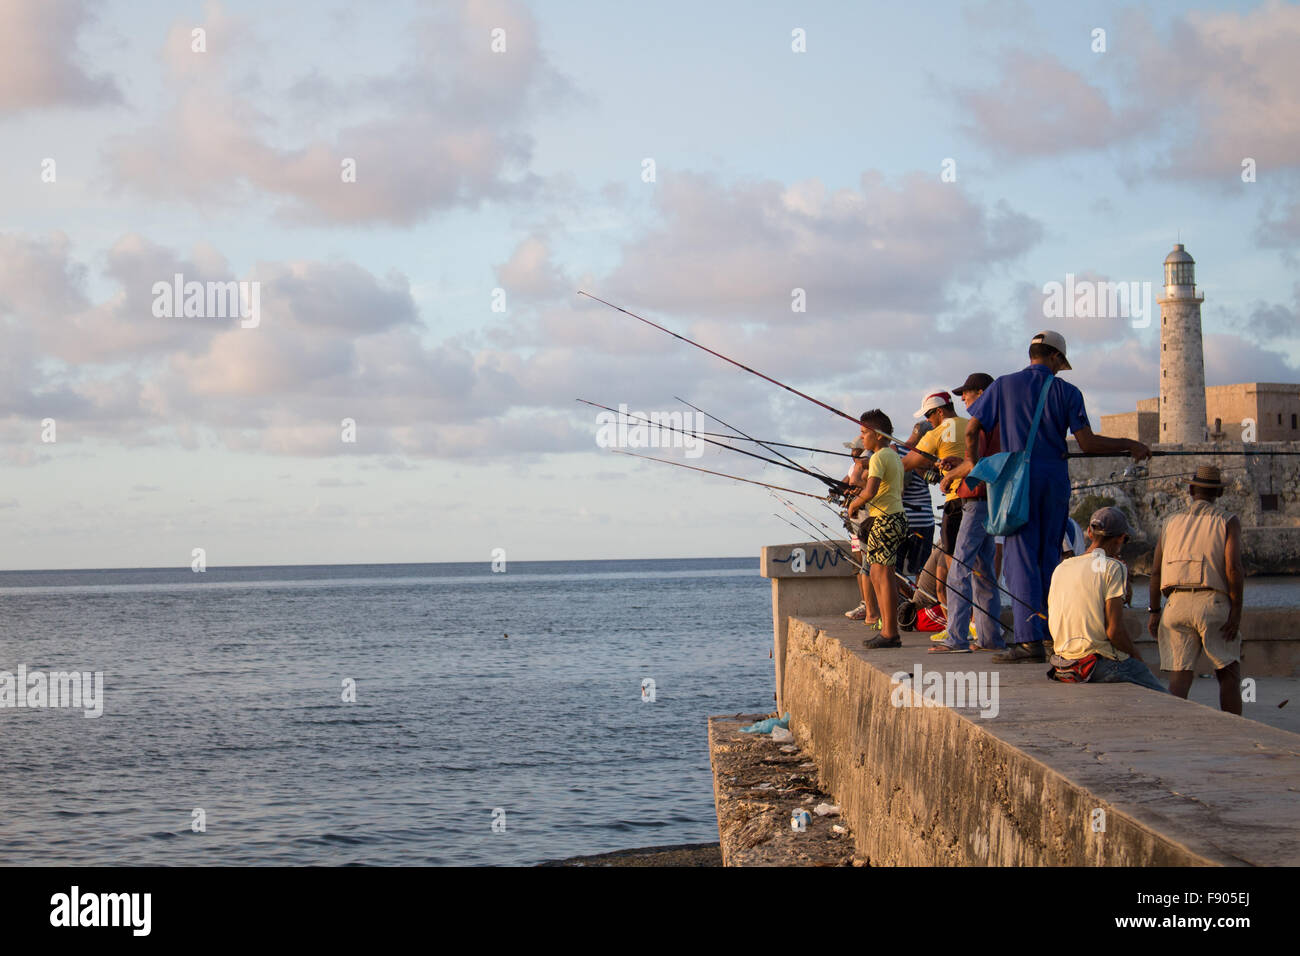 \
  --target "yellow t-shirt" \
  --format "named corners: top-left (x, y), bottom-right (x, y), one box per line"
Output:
top-left (1047, 553), bottom-right (1129, 661)
top-left (865, 447), bottom-right (904, 516)
top-left (915, 415), bottom-right (968, 502)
